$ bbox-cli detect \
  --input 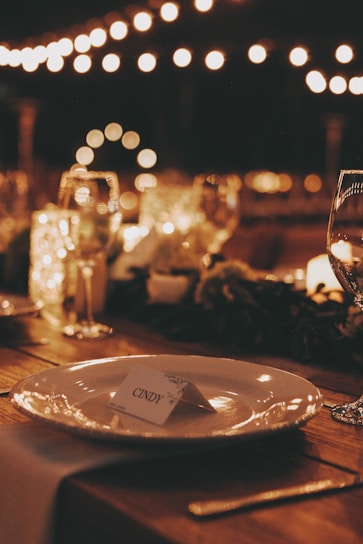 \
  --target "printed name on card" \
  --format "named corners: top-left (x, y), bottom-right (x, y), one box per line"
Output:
top-left (109, 365), bottom-right (216, 426)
